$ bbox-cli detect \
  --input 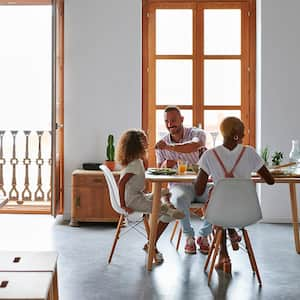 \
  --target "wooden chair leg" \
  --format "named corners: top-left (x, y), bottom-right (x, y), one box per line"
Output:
top-left (143, 214), bottom-right (150, 240)
top-left (170, 220), bottom-right (179, 242)
top-left (108, 215), bottom-right (124, 264)
top-left (242, 229), bottom-right (262, 286)
top-left (176, 228), bottom-right (182, 251)
top-left (204, 229), bottom-right (218, 271)
top-left (207, 229), bottom-right (222, 285)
